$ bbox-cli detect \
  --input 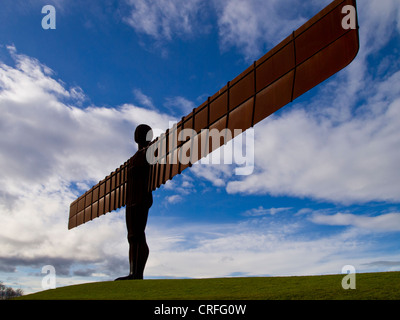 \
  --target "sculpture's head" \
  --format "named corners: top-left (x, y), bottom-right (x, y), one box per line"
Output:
top-left (134, 124), bottom-right (153, 148)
